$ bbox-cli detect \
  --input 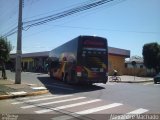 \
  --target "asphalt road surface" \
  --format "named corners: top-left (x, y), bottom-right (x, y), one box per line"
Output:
top-left (0, 71), bottom-right (160, 120)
